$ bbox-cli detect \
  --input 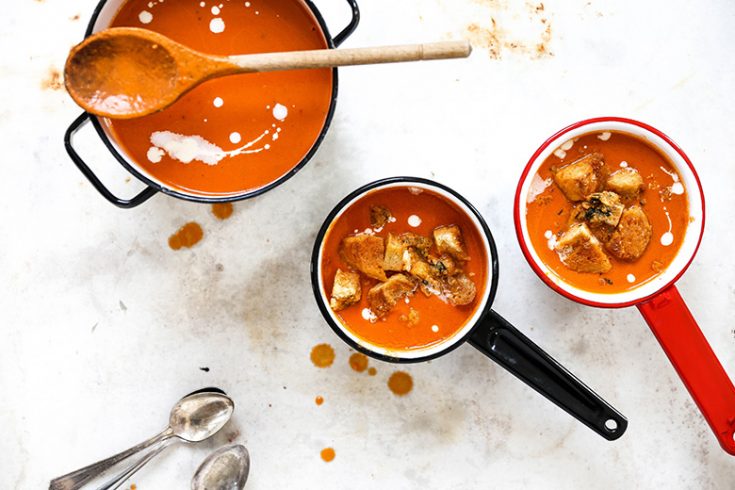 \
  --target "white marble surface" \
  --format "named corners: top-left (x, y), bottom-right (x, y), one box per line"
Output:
top-left (2, 0), bottom-right (735, 488)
